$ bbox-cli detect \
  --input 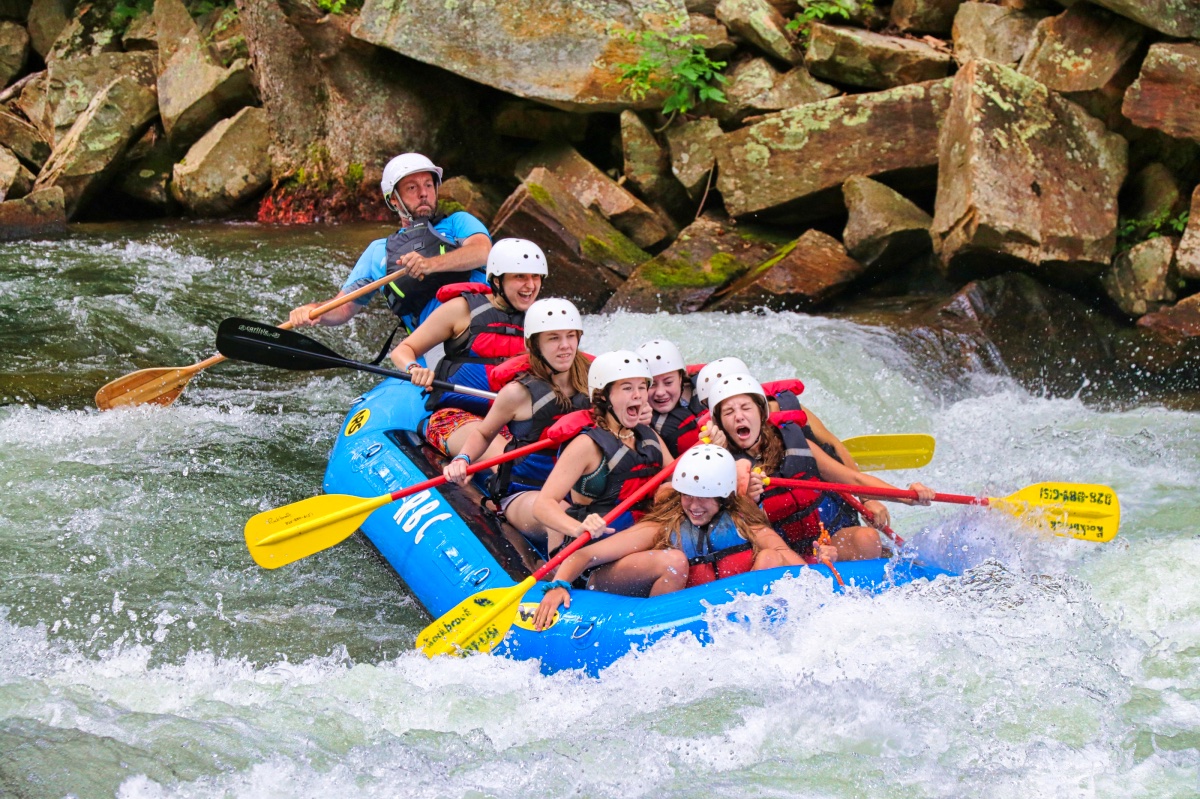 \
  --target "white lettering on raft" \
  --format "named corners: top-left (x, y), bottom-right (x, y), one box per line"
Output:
top-left (392, 489), bottom-right (452, 544)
